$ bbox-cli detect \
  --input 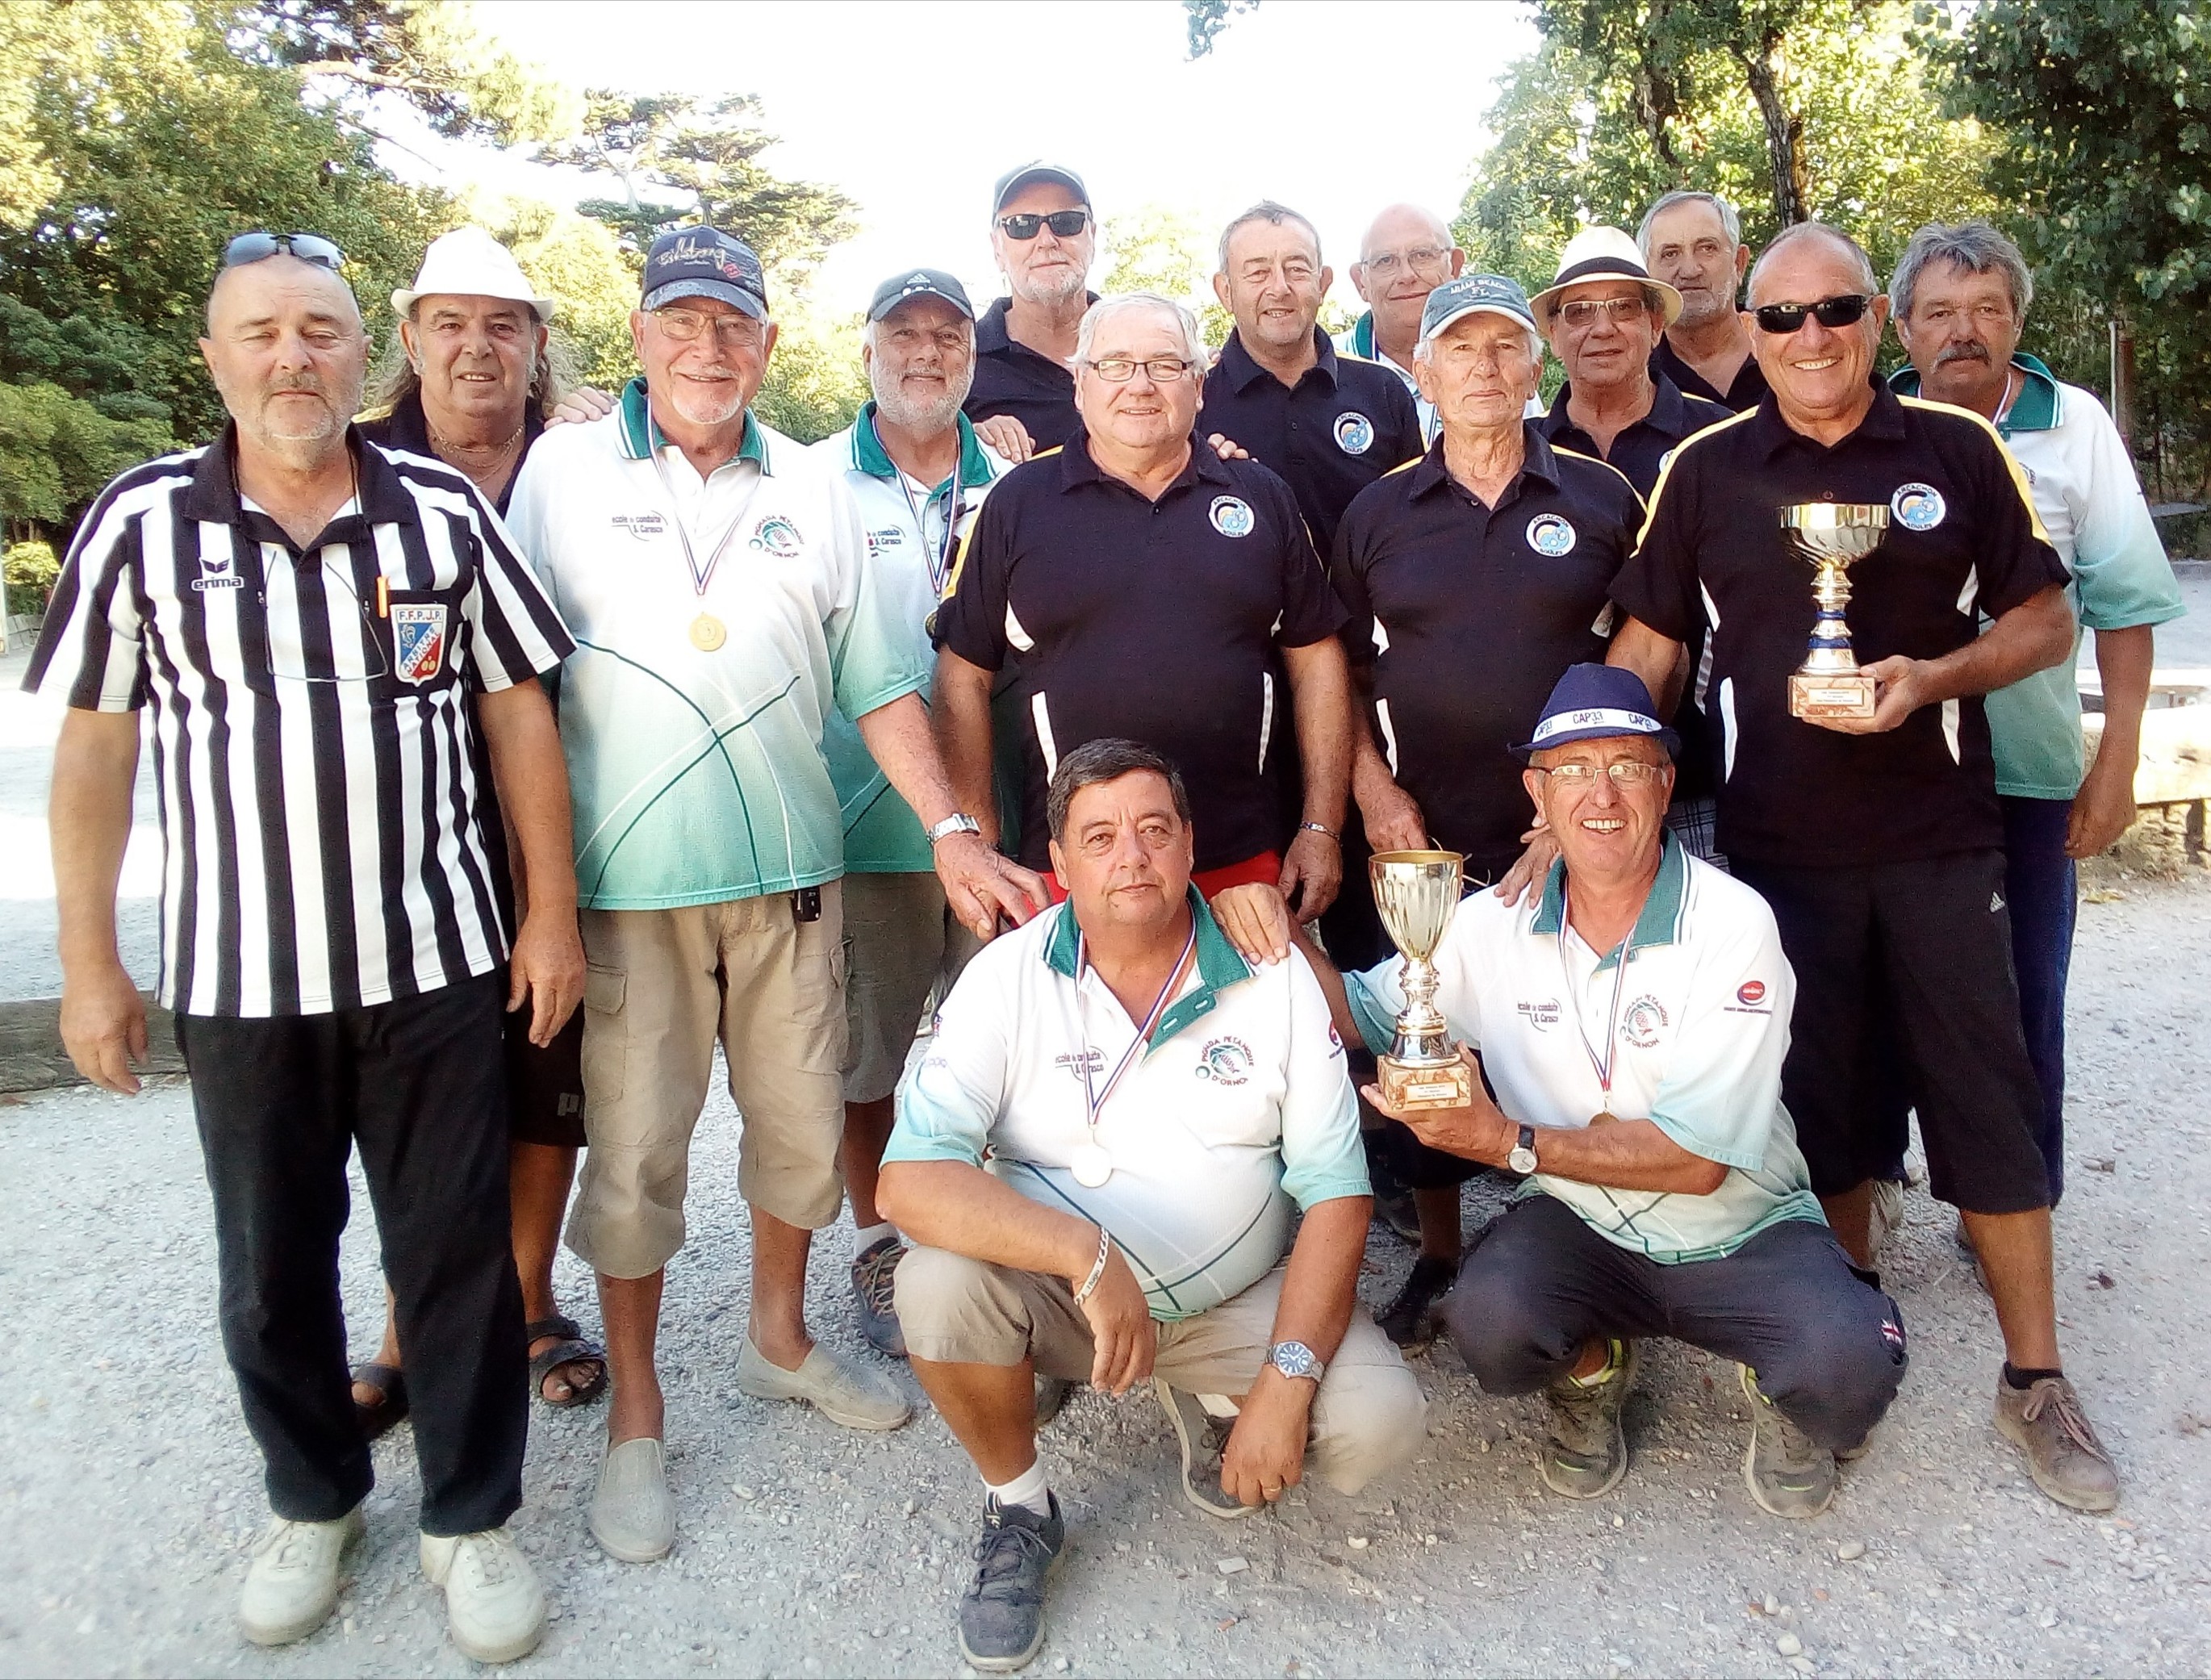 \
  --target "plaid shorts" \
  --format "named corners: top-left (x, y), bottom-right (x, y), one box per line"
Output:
top-left (1664, 794), bottom-right (1728, 870)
